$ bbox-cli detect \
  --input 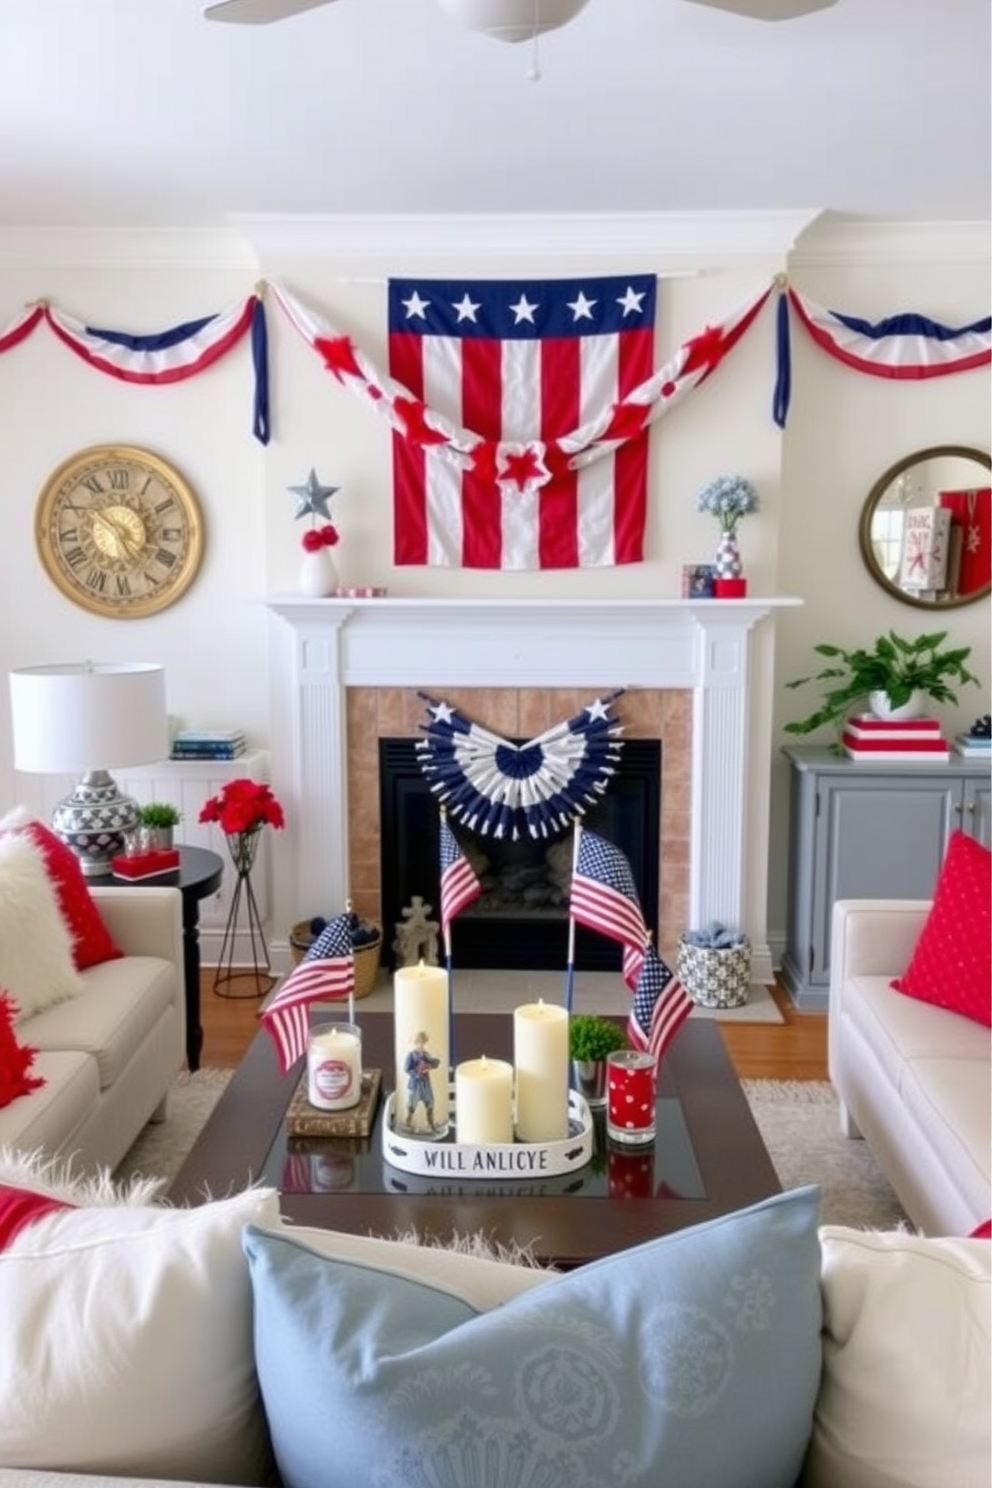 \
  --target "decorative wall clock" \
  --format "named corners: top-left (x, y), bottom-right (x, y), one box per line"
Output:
top-left (35, 445), bottom-right (204, 618)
